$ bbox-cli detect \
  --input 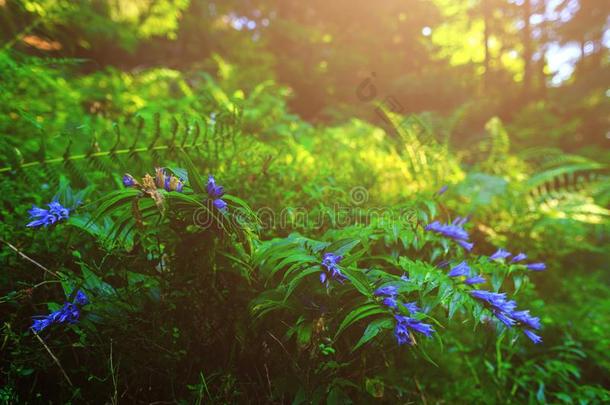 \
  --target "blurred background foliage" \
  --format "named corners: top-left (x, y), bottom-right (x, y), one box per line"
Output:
top-left (0, 0), bottom-right (608, 403)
